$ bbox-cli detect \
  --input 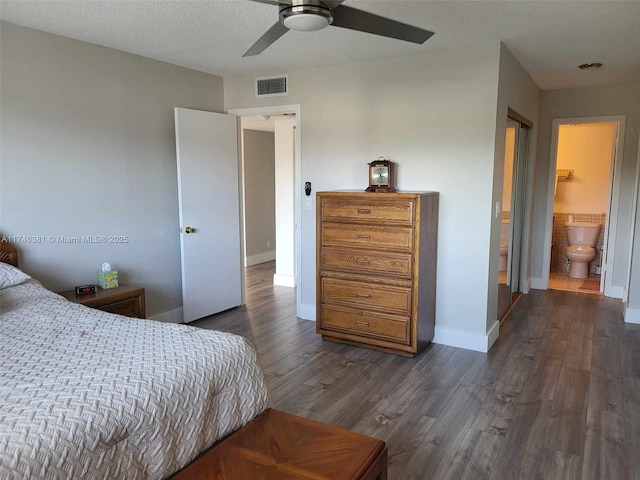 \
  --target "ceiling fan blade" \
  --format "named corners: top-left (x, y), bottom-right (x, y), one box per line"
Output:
top-left (248, 0), bottom-right (290, 5)
top-left (320, 0), bottom-right (346, 8)
top-left (331, 5), bottom-right (434, 44)
top-left (243, 21), bottom-right (289, 57)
